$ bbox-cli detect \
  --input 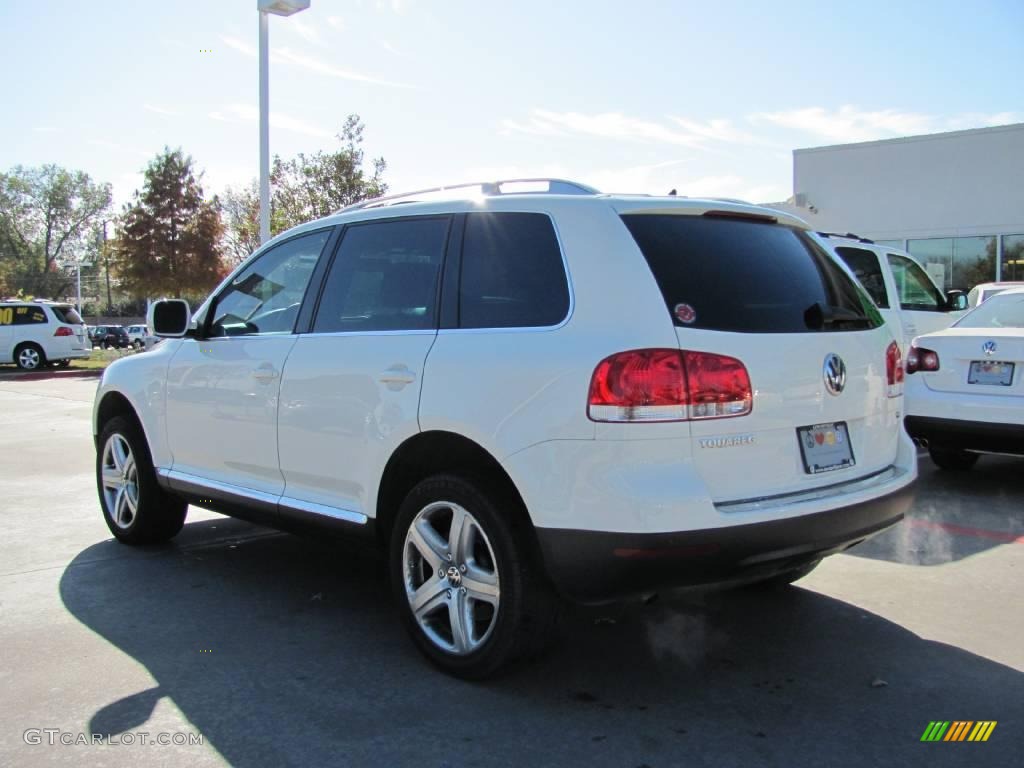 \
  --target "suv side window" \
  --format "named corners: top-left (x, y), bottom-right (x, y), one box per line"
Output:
top-left (210, 229), bottom-right (331, 337)
top-left (6, 306), bottom-right (49, 325)
top-left (887, 253), bottom-right (945, 311)
top-left (313, 217), bottom-right (449, 333)
top-left (459, 212), bottom-right (569, 329)
top-left (835, 247), bottom-right (889, 308)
